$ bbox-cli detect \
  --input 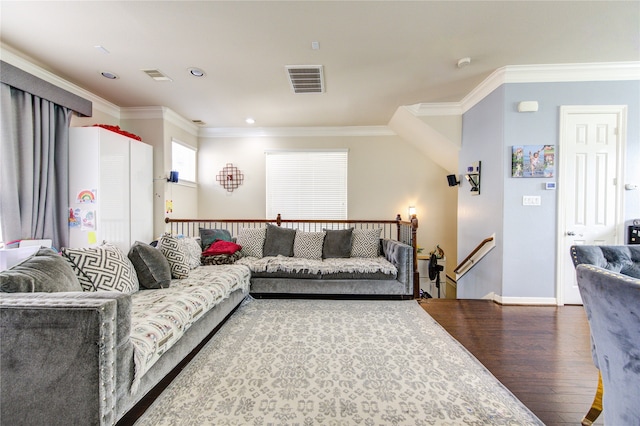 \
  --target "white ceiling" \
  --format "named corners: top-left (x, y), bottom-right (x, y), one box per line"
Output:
top-left (1, 1), bottom-right (639, 128)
